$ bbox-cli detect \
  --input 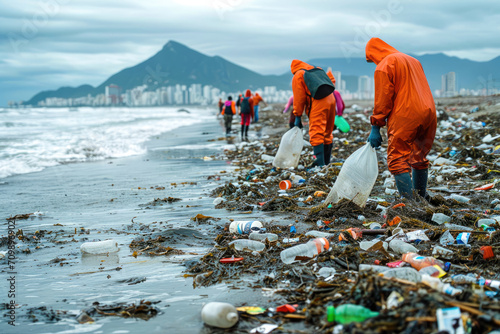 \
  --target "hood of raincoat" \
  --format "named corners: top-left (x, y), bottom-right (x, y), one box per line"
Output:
top-left (245, 89), bottom-right (252, 97)
top-left (290, 59), bottom-right (314, 74)
top-left (365, 38), bottom-right (400, 65)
